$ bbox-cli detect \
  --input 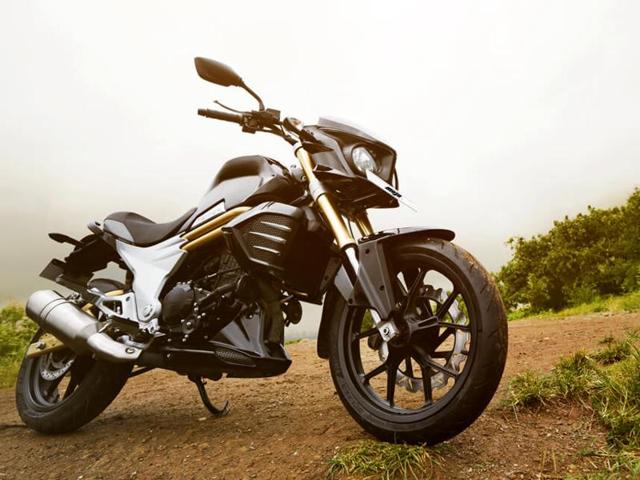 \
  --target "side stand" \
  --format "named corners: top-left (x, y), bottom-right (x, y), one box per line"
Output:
top-left (188, 375), bottom-right (230, 417)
